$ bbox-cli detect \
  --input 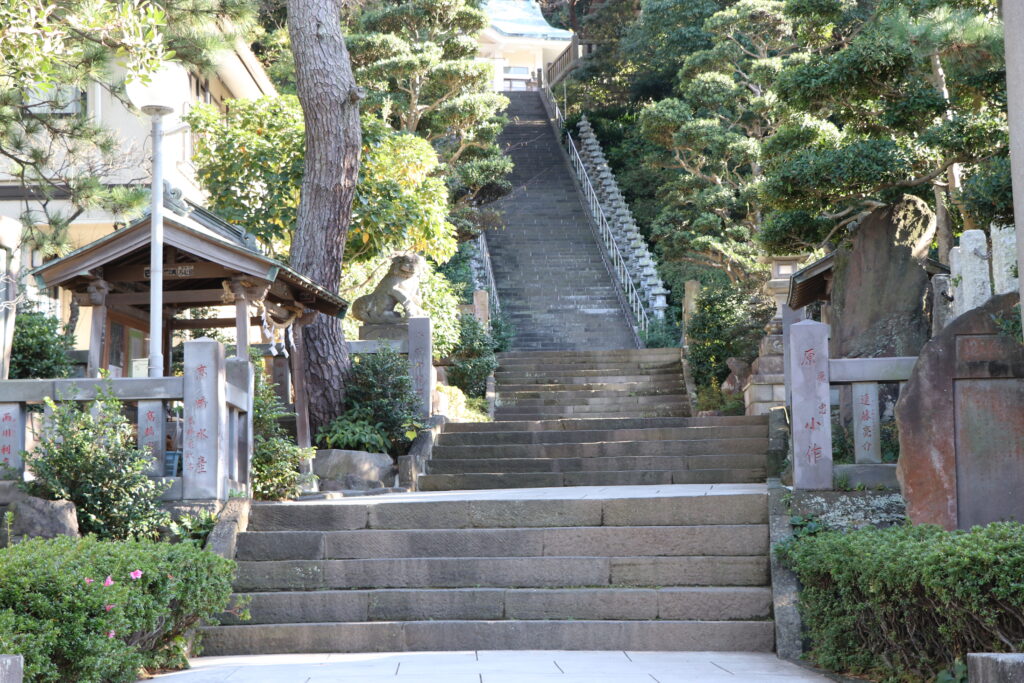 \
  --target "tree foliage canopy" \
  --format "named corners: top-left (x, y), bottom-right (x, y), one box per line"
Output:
top-left (186, 96), bottom-right (457, 263)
